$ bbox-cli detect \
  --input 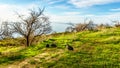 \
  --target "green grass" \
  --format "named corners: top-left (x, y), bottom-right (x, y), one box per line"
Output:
top-left (0, 28), bottom-right (120, 67)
